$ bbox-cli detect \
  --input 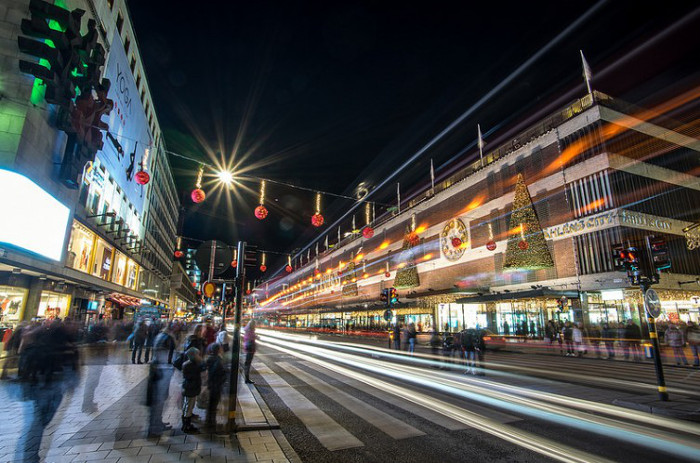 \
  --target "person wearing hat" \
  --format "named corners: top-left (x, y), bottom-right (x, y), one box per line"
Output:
top-left (181, 347), bottom-right (203, 433)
